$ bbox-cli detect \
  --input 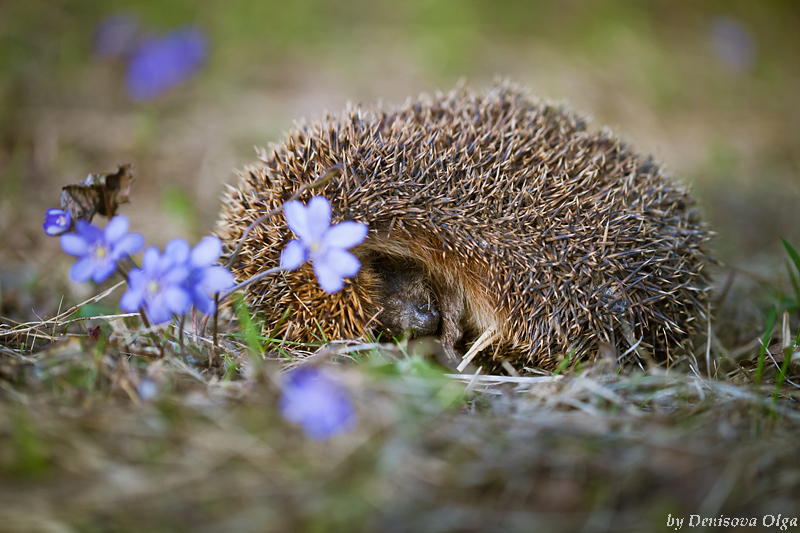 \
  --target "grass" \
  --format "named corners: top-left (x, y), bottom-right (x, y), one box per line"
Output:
top-left (2, 254), bottom-right (800, 531)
